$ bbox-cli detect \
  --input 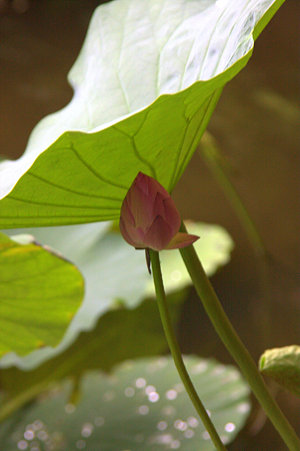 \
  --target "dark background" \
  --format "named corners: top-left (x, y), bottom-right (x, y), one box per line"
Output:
top-left (1, 0), bottom-right (299, 449)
